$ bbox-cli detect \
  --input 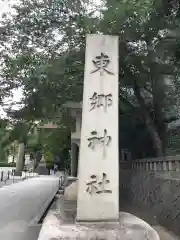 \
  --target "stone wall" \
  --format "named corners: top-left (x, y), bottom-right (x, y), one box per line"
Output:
top-left (120, 161), bottom-right (180, 236)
